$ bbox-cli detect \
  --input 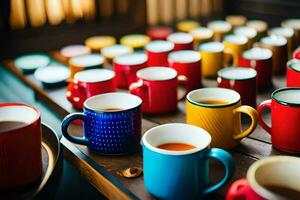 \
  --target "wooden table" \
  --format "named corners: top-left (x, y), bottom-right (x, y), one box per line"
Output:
top-left (2, 55), bottom-right (293, 200)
